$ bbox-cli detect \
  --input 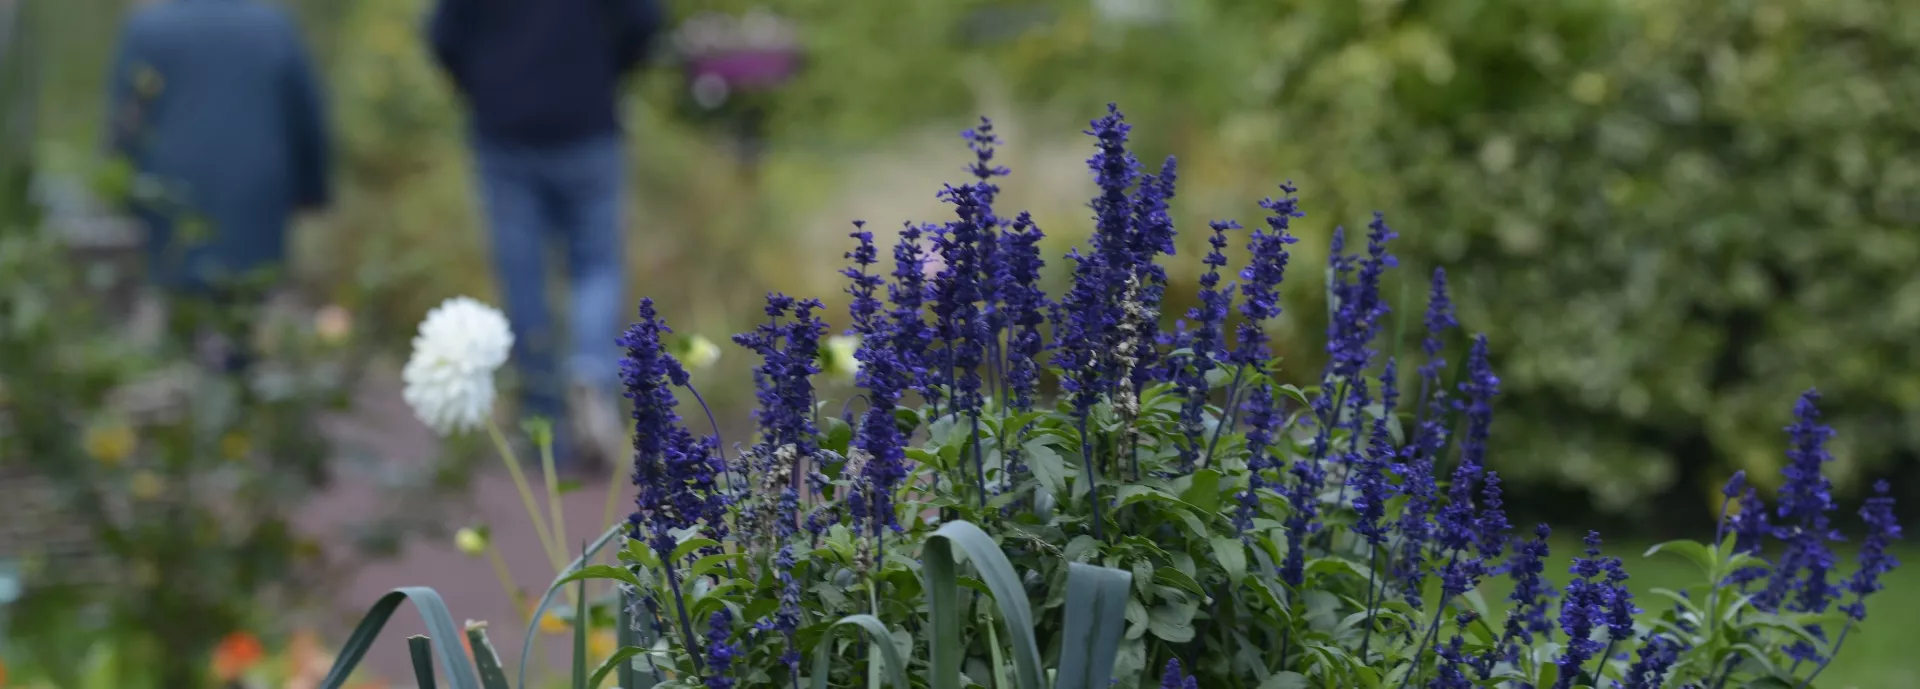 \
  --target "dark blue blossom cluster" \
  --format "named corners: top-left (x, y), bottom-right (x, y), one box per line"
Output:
top-left (608, 104), bottom-right (1904, 689)
top-left (1708, 391), bottom-right (1903, 679)
top-left (620, 298), bottom-right (726, 557)
top-left (1158, 658), bottom-right (1198, 689)
top-left (618, 298), bottom-right (727, 672)
top-left (704, 609), bottom-right (737, 689)
top-left (998, 211), bottom-right (1050, 412)
top-left (734, 295), bottom-right (825, 461)
top-left (1500, 524), bottom-right (1557, 663)
top-left (1547, 531), bottom-right (1637, 689)
top-left (1172, 219), bottom-right (1238, 470)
